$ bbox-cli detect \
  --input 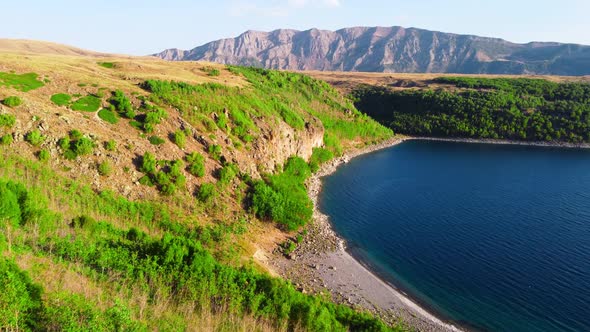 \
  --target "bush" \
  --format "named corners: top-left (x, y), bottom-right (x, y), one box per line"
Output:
top-left (309, 147), bottom-right (334, 173)
top-left (0, 259), bottom-right (43, 331)
top-left (50, 93), bottom-right (72, 106)
top-left (98, 108), bottom-right (119, 124)
top-left (208, 144), bottom-right (222, 161)
top-left (173, 130), bottom-right (186, 148)
top-left (197, 183), bottom-right (216, 203)
top-left (25, 129), bottom-right (45, 146)
top-left (59, 131), bottom-right (94, 159)
top-left (186, 152), bottom-right (205, 177)
top-left (71, 95), bottom-right (101, 112)
top-left (148, 135), bottom-right (165, 145)
top-left (109, 90), bottom-right (134, 118)
top-left (2, 96), bottom-right (22, 107)
top-left (140, 152), bottom-right (157, 174)
top-left (98, 161), bottom-right (112, 176)
top-left (0, 114), bottom-right (16, 127)
top-left (104, 140), bottom-right (117, 151)
top-left (250, 157), bottom-right (313, 230)
top-left (0, 134), bottom-right (13, 145)
top-left (38, 149), bottom-right (50, 162)
top-left (217, 163), bottom-right (239, 186)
